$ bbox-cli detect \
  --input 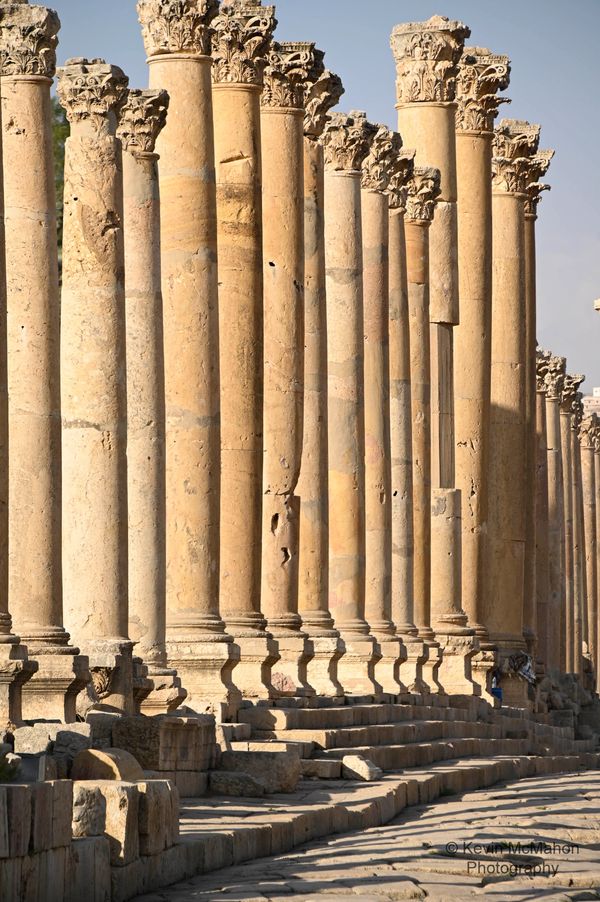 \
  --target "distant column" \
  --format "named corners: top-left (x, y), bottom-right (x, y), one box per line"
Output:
top-left (298, 64), bottom-right (345, 696)
top-left (320, 111), bottom-right (382, 695)
top-left (58, 58), bottom-right (133, 712)
top-left (534, 350), bottom-right (550, 668)
top-left (580, 413), bottom-right (598, 676)
top-left (559, 374), bottom-right (582, 673)
top-left (594, 426), bottom-right (600, 679)
top-left (543, 355), bottom-right (566, 672)
top-left (571, 390), bottom-right (586, 677)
